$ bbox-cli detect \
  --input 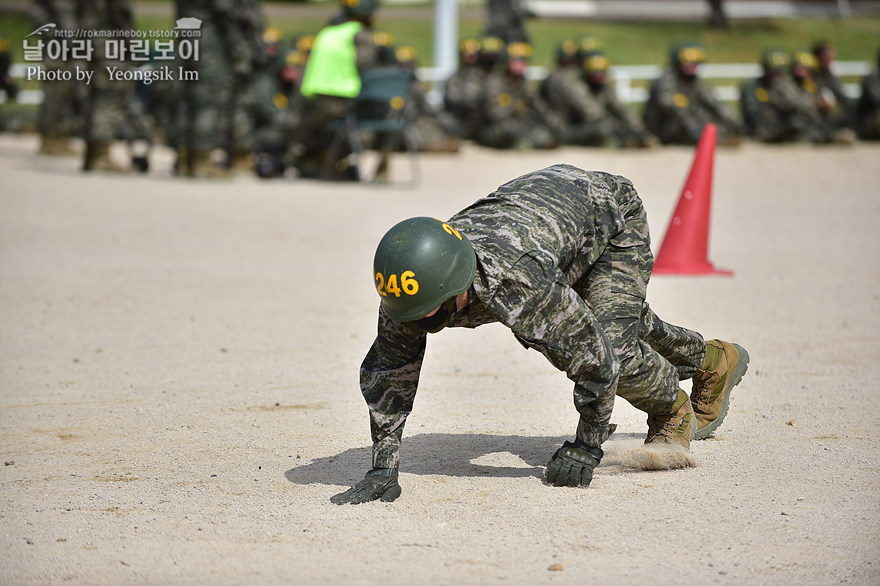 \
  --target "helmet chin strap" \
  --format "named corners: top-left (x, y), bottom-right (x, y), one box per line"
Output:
top-left (406, 297), bottom-right (458, 334)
